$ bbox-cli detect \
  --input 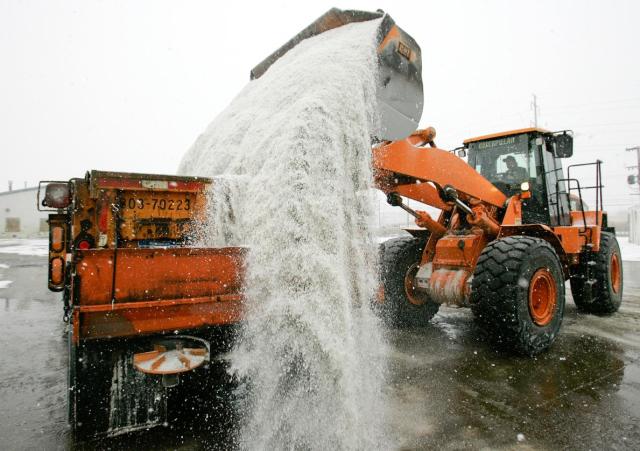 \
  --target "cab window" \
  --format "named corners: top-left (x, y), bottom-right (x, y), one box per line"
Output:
top-left (467, 133), bottom-right (536, 188)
